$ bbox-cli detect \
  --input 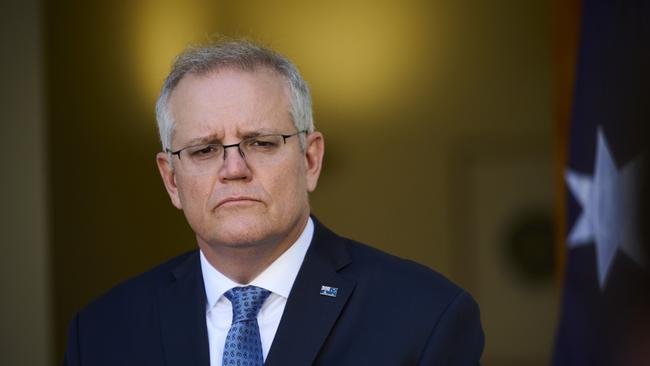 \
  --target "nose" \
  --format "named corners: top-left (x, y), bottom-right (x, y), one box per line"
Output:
top-left (218, 144), bottom-right (251, 182)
